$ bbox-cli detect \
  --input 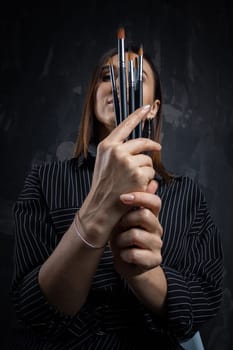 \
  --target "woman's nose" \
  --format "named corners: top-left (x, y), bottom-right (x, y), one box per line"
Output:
top-left (115, 76), bottom-right (129, 98)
